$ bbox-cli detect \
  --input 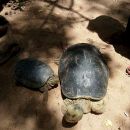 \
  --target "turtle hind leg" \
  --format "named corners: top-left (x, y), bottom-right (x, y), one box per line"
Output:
top-left (61, 99), bottom-right (73, 115)
top-left (91, 99), bottom-right (105, 114)
top-left (76, 99), bottom-right (91, 114)
top-left (64, 99), bottom-right (91, 114)
top-left (82, 100), bottom-right (91, 114)
top-left (54, 57), bottom-right (60, 65)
